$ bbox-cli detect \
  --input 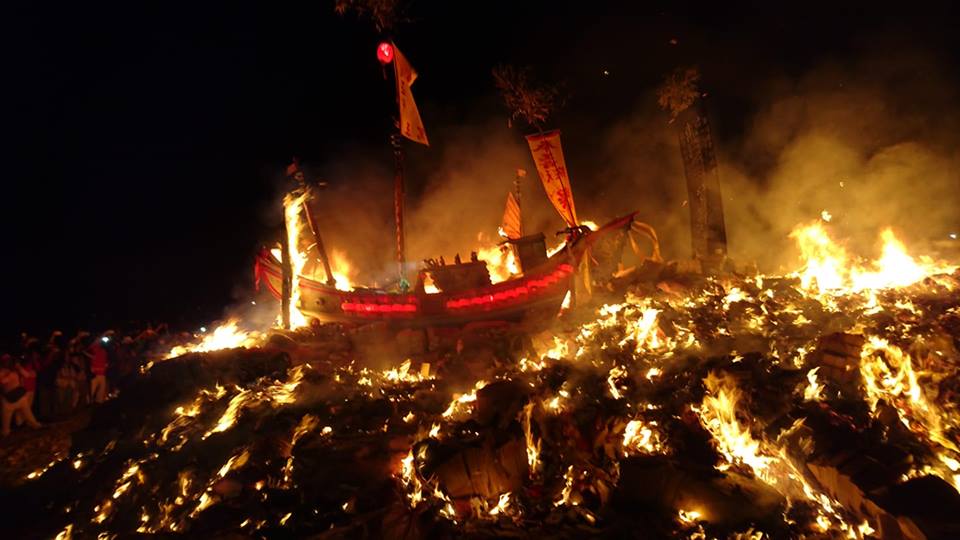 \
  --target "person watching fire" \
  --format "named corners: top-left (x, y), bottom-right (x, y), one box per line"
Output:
top-left (0, 354), bottom-right (42, 437)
